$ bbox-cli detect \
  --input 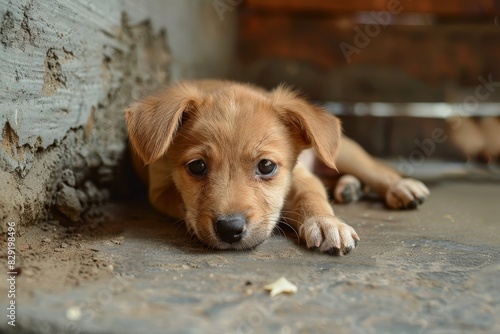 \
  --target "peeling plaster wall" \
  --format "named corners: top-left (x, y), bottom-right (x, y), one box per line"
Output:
top-left (0, 0), bottom-right (237, 230)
